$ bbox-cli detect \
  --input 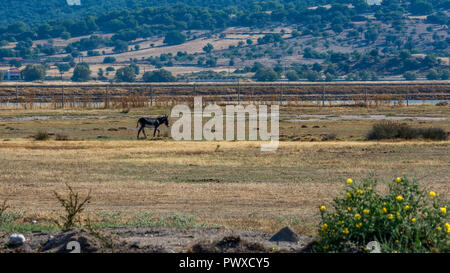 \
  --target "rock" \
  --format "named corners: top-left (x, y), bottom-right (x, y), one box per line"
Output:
top-left (269, 227), bottom-right (299, 243)
top-left (9, 233), bottom-right (26, 246)
top-left (436, 101), bottom-right (448, 106)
